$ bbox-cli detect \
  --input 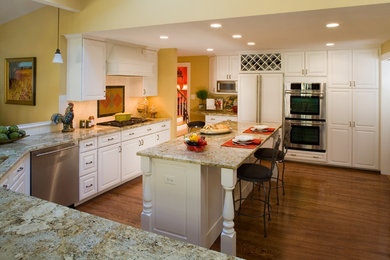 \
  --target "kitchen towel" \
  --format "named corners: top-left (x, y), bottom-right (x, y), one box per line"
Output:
top-left (243, 127), bottom-right (275, 135)
top-left (221, 138), bottom-right (262, 149)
